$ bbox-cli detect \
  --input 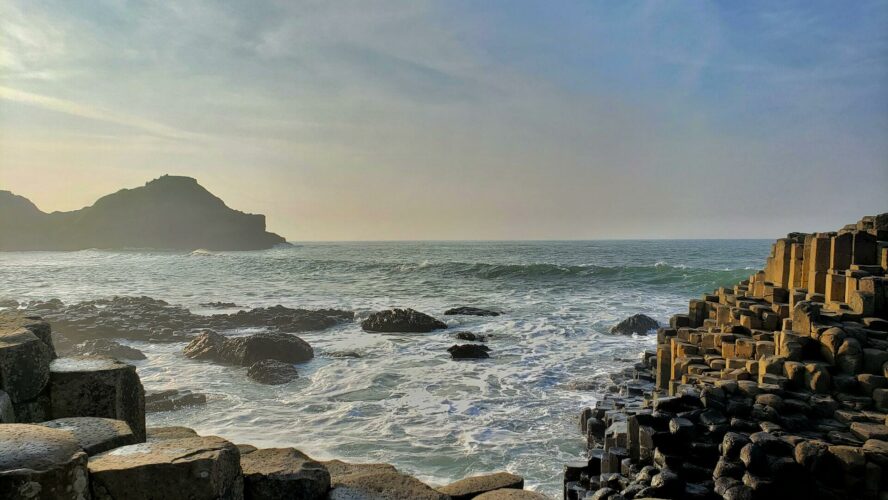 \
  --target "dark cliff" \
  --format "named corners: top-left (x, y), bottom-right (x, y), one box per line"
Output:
top-left (0, 175), bottom-right (287, 251)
